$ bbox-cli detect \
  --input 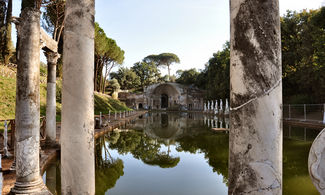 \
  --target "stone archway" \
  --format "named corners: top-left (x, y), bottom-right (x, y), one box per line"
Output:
top-left (139, 103), bottom-right (143, 109)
